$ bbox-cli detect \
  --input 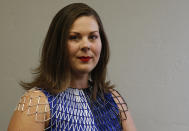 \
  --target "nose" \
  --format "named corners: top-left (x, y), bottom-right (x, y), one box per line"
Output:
top-left (80, 37), bottom-right (91, 51)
